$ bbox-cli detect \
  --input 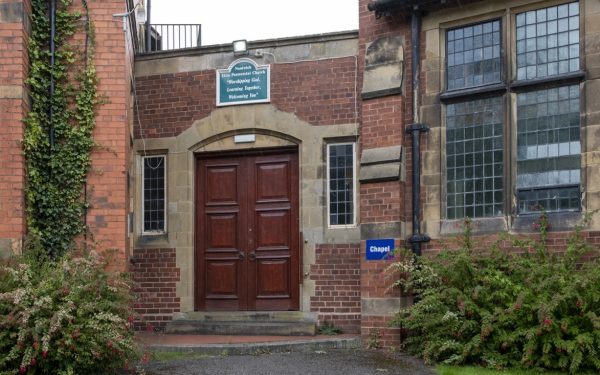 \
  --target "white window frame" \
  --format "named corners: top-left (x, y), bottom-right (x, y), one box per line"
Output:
top-left (326, 142), bottom-right (357, 228)
top-left (142, 154), bottom-right (167, 235)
